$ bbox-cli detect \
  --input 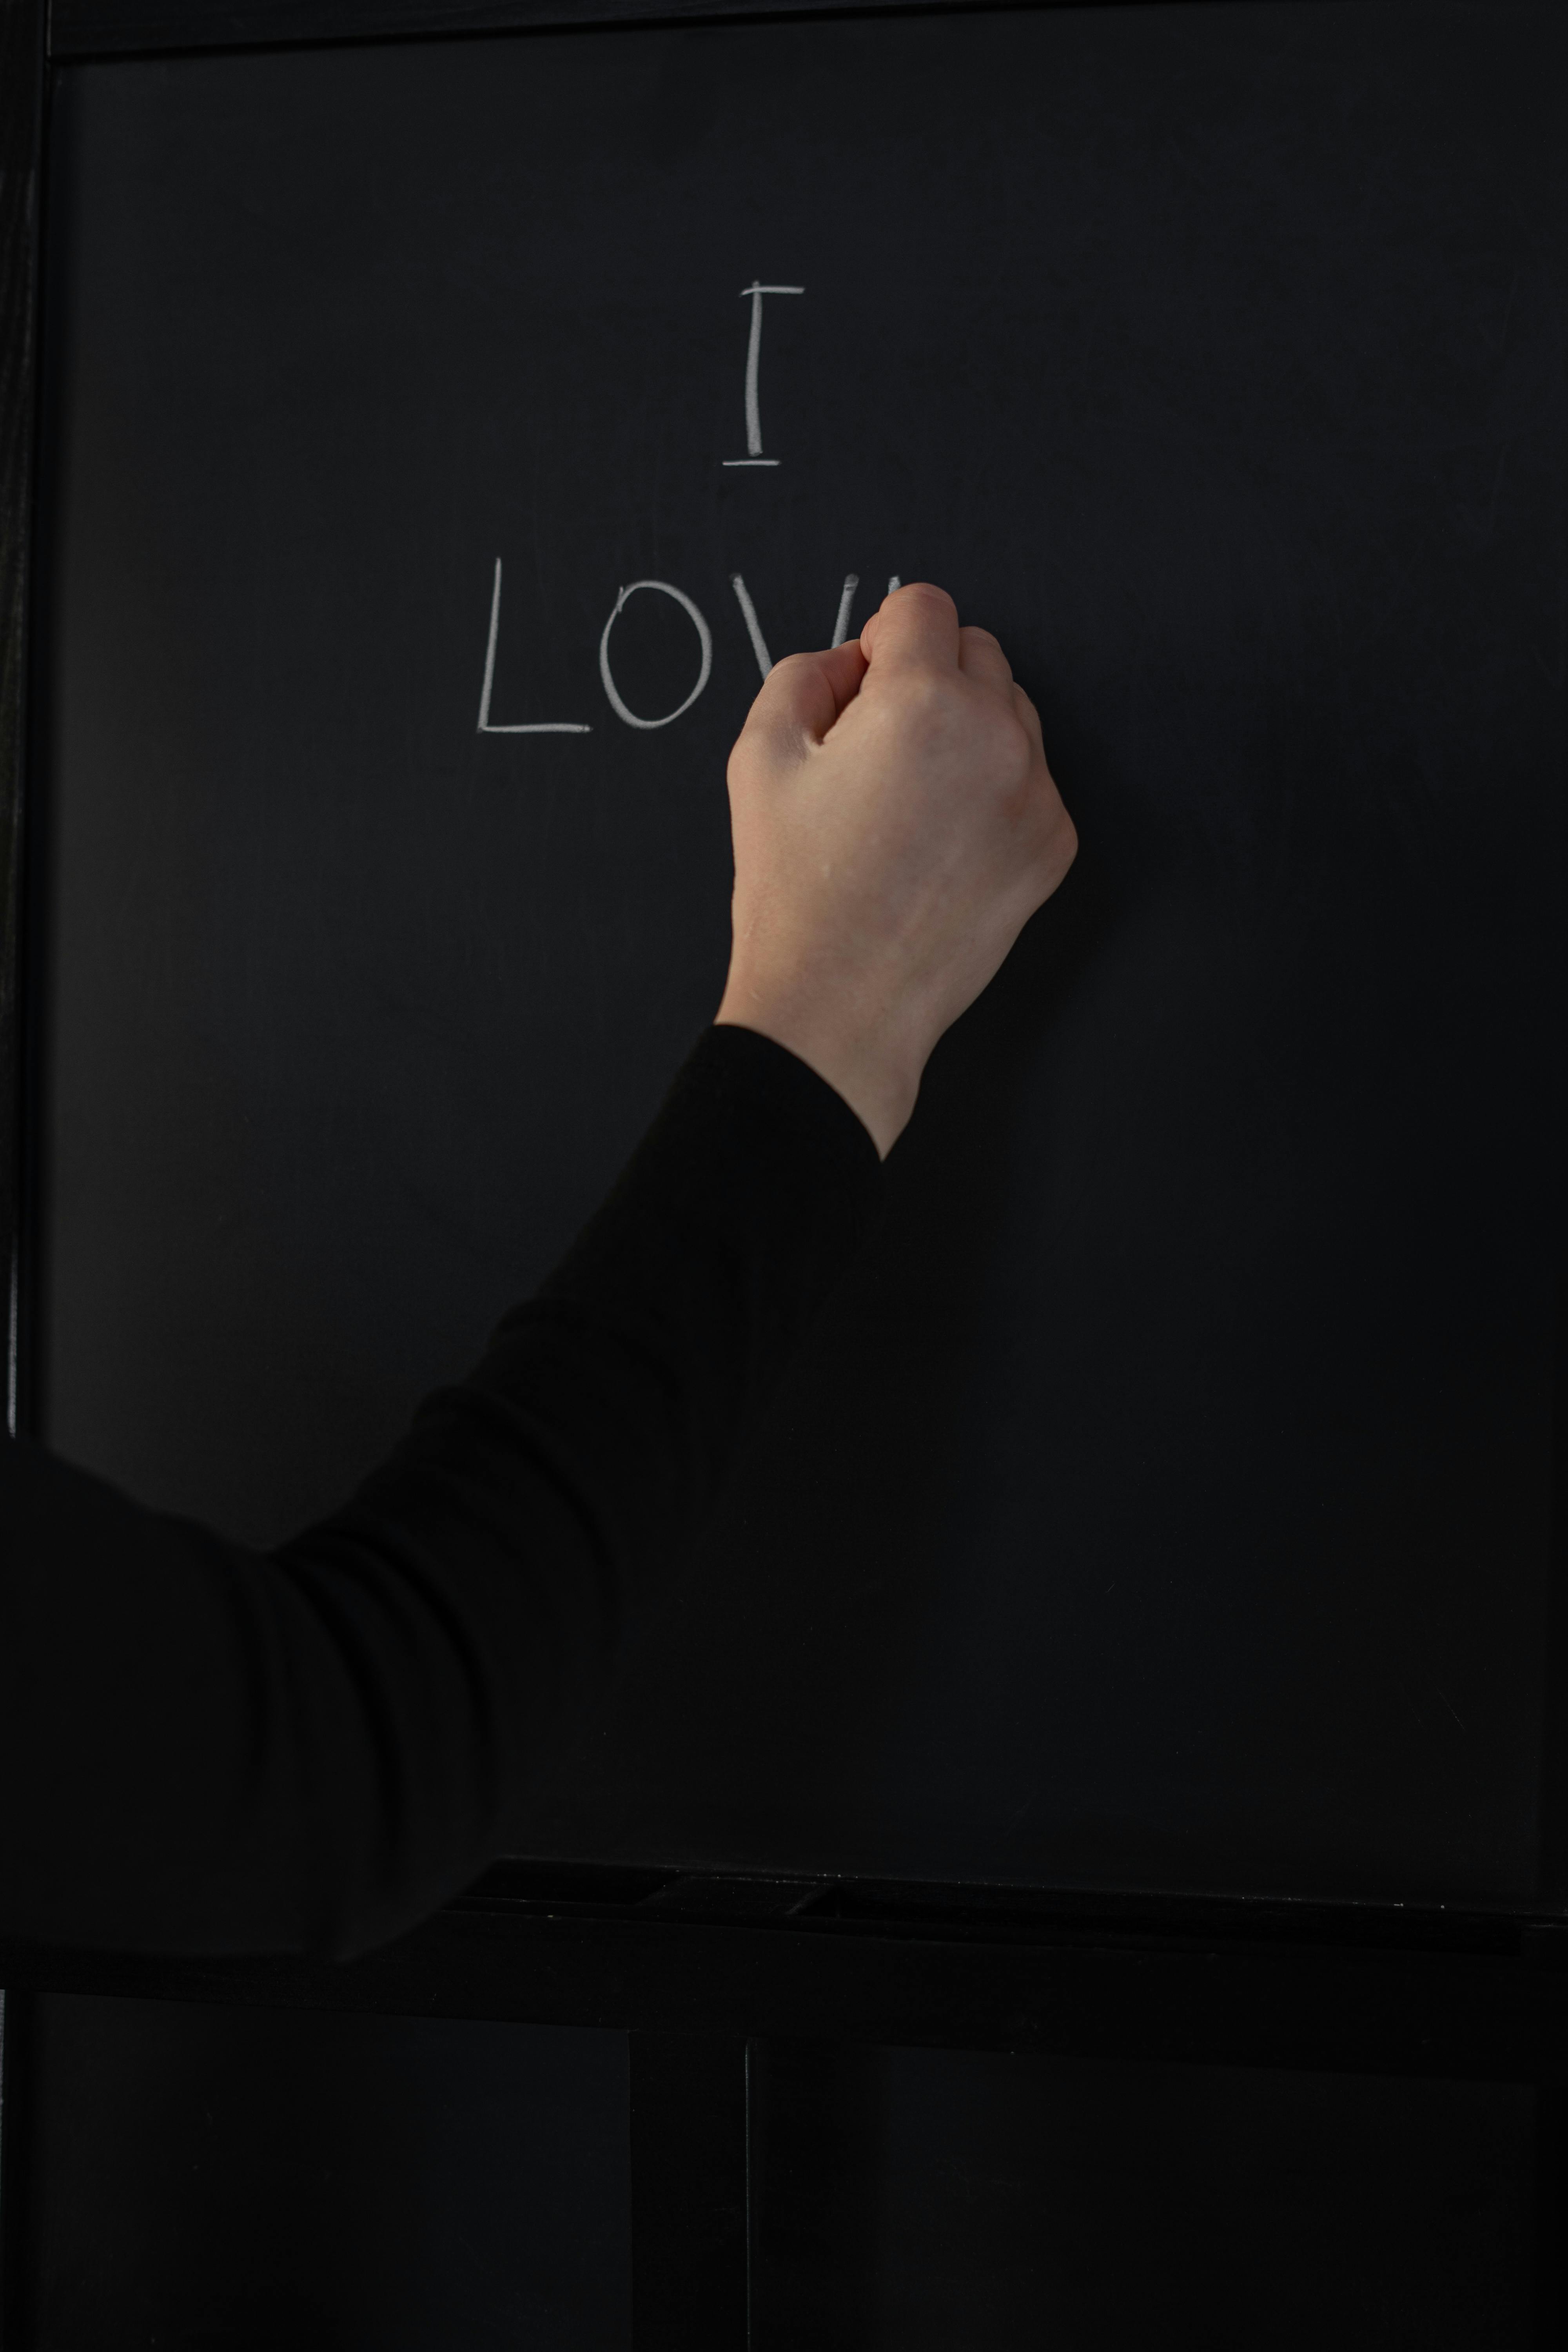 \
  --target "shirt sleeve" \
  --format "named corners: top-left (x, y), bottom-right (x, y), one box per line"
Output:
top-left (0, 1027), bottom-right (882, 1959)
